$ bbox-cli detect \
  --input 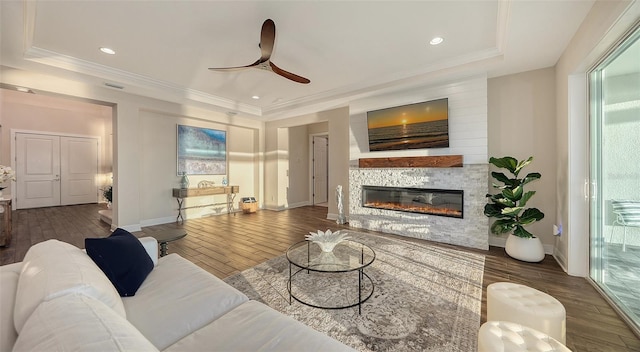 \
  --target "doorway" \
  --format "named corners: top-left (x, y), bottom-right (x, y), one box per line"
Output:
top-left (15, 132), bottom-right (99, 209)
top-left (589, 24), bottom-right (640, 333)
top-left (312, 135), bottom-right (328, 206)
